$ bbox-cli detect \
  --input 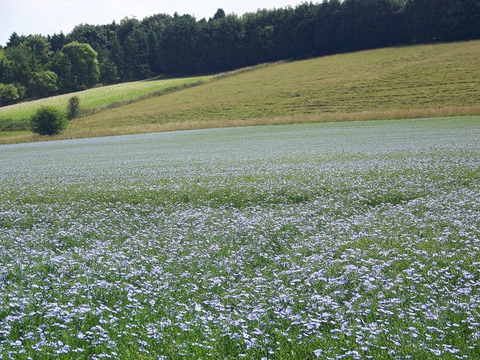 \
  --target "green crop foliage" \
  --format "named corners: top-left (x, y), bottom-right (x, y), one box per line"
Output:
top-left (0, 117), bottom-right (479, 358)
